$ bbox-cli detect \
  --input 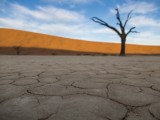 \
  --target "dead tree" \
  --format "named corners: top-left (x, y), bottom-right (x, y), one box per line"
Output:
top-left (14, 46), bottom-right (20, 55)
top-left (92, 8), bottom-right (138, 56)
